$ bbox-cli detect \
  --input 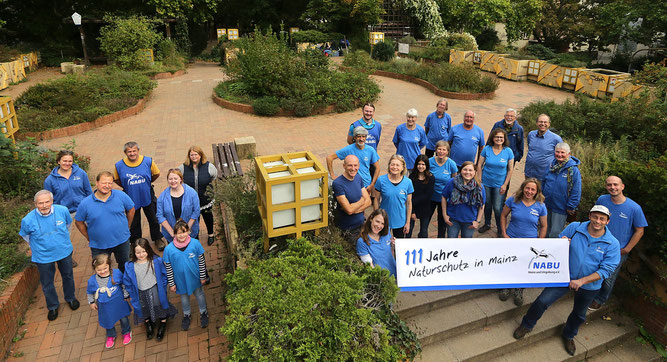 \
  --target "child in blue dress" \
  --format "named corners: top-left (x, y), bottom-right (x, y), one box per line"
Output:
top-left (163, 219), bottom-right (209, 331)
top-left (87, 253), bottom-right (132, 349)
top-left (124, 238), bottom-right (177, 342)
